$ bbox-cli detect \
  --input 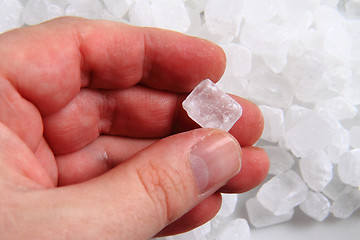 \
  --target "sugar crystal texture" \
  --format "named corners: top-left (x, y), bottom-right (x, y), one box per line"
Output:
top-left (337, 149), bottom-right (360, 187)
top-left (259, 105), bottom-right (285, 143)
top-left (204, 0), bottom-right (245, 41)
top-left (246, 197), bottom-right (294, 228)
top-left (216, 193), bottom-right (238, 219)
top-left (315, 96), bottom-right (358, 121)
top-left (220, 43), bottom-right (252, 77)
top-left (247, 58), bottom-right (294, 108)
top-left (0, 0), bottom-right (23, 33)
top-left (215, 218), bottom-right (250, 240)
top-left (284, 111), bottom-right (333, 157)
top-left (257, 170), bottom-right (308, 215)
top-left (284, 105), bottom-right (311, 131)
top-left (263, 146), bottom-right (295, 175)
top-left (182, 79), bottom-right (242, 132)
top-left (103, 0), bottom-right (134, 18)
top-left (322, 165), bottom-right (352, 201)
top-left (299, 151), bottom-right (333, 192)
top-left (350, 126), bottom-right (360, 148)
top-left (331, 189), bottom-right (360, 219)
top-left (300, 191), bottom-right (331, 222)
